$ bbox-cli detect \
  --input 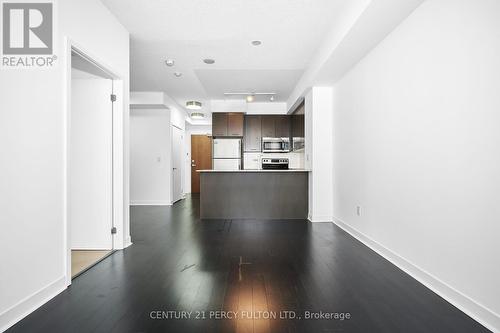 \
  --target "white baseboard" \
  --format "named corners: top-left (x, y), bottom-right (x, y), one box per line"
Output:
top-left (308, 214), bottom-right (332, 222)
top-left (124, 235), bottom-right (133, 248)
top-left (130, 200), bottom-right (171, 206)
top-left (0, 276), bottom-right (67, 332)
top-left (71, 247), bottom-right (112, 251)
top-left (332, 217), bottom-right (500, 333)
